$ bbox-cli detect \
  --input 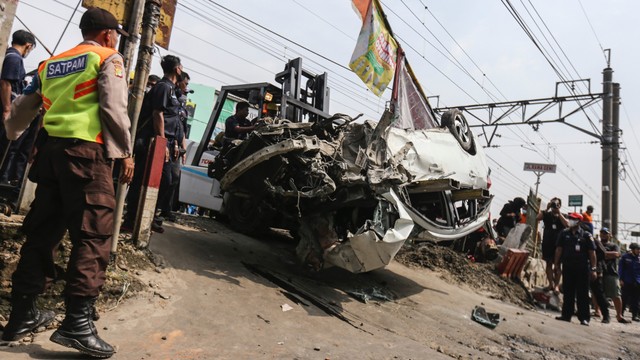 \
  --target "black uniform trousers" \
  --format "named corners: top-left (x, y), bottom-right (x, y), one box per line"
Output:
top-left (590, 276), bottom-right (609, 320)
top-left (124, 137), bottom-right (179, 224)
top-left (157, 140), bottom-right (180, 214)
top-left (123, 137), bottom-right (148, 226)
top-left (11, 138), bottom-right (115, 297)
top-left (561, 264), bottom-right (591, 321)
top-left (621, 282), bottom-right (640, 317)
